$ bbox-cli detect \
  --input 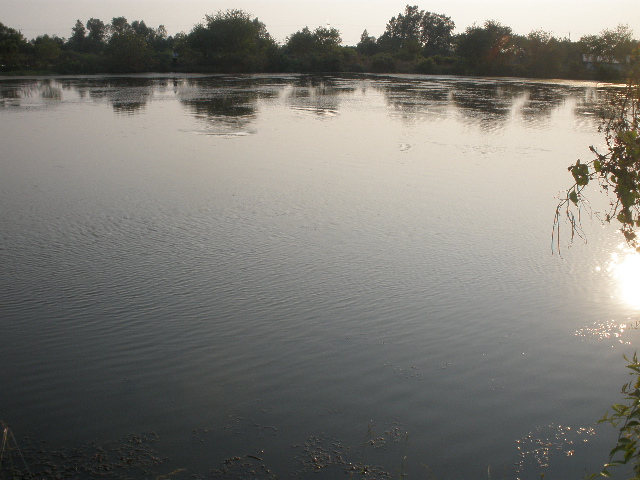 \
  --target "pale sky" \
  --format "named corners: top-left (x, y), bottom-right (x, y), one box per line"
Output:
top-left (2, 0), bottom-right (640, 46)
